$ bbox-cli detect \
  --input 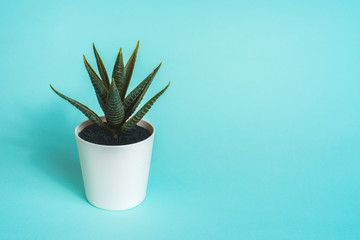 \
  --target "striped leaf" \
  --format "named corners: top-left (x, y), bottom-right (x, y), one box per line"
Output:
top-left (121, 40), bottom-right (139, 99)
top-left (50, 85), bottom-right (108, 131)
top-left (120, 81), bottom-right (170, 132)
top-left (123, 63), bottom-right (161, 119)
top-left (93, 43), bottom-right (110, 89)
top-left (112, 48), bottom-right (125, 98)
top-left (105, 79), bottom-right (125, 129)
top-left (83, 55), bottom-right (108, 112)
